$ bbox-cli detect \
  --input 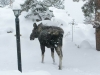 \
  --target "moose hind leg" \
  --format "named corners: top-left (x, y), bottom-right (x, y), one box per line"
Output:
top-left (51, 48), bottom-right (55, 64)
top-left (55, 46), bottom-right (63, 70)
